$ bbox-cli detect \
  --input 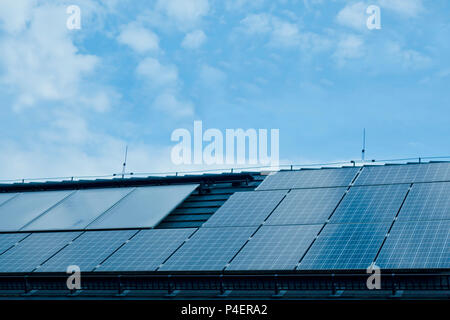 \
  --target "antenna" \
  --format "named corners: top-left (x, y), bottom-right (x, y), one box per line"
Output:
top-left (361, 128), bottom-right (366, 162)
top-left (121, 145), bottom-right (128, 178)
